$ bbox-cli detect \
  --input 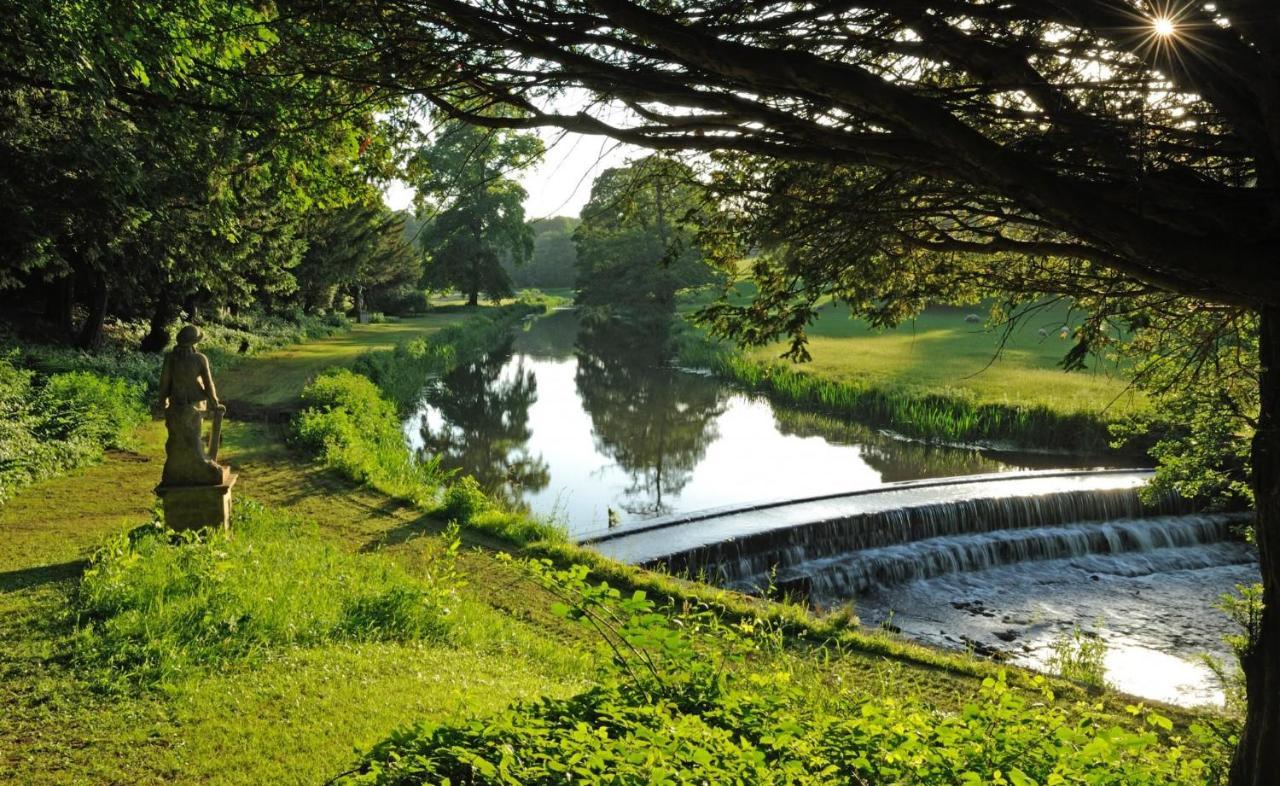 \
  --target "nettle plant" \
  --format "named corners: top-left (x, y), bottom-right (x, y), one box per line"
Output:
top-left (343, 560), bottom-right (1233, 785)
